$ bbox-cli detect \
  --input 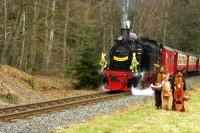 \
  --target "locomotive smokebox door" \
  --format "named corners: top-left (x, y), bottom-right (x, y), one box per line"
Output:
top-left (111, 76), bottom-right (118, 82)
